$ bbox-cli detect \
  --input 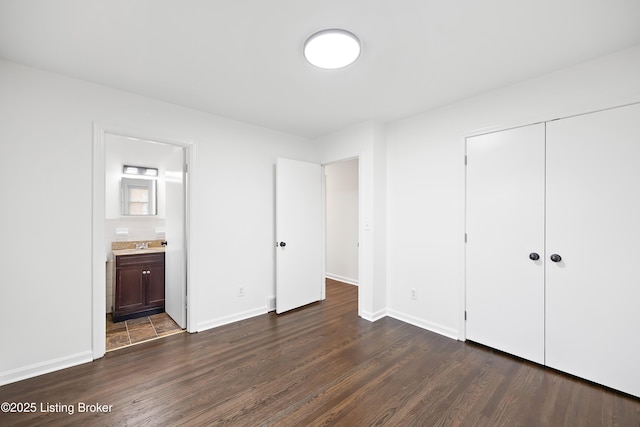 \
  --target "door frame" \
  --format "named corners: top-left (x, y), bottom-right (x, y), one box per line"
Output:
top-left (92, 123), bottom-right (196, 359)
